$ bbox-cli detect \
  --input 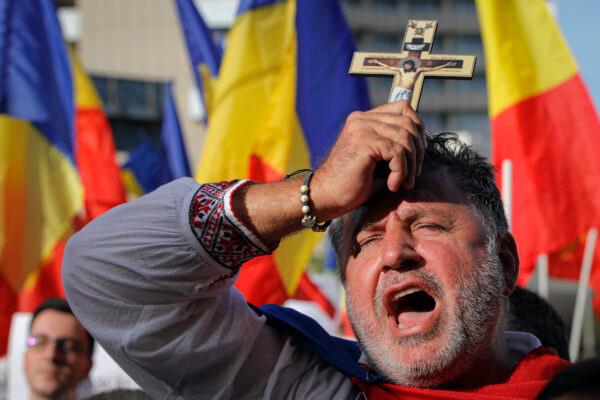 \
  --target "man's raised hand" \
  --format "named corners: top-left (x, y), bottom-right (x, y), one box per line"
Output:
top-left (311, 100), bottom-right (426, 221)
top-left (234, 100), bottom-right (425, 245)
